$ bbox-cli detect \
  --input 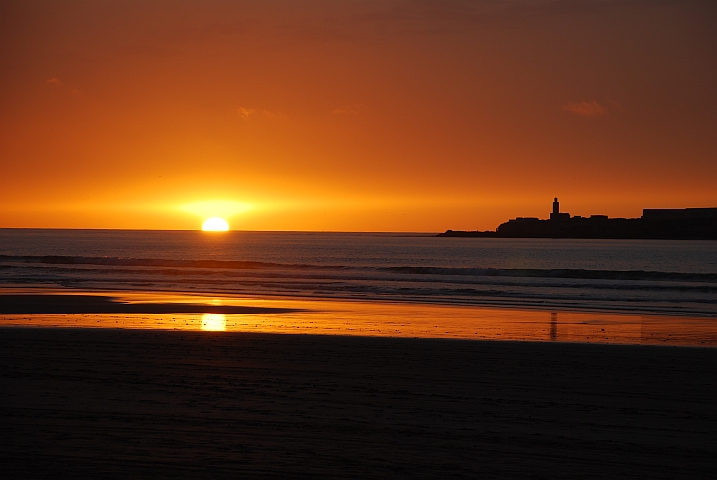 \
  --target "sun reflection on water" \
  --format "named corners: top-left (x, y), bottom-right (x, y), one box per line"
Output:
top-left (1, 291), bottom-right (715, 346)
top-left (201, 313), bottom-right (226, 331)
